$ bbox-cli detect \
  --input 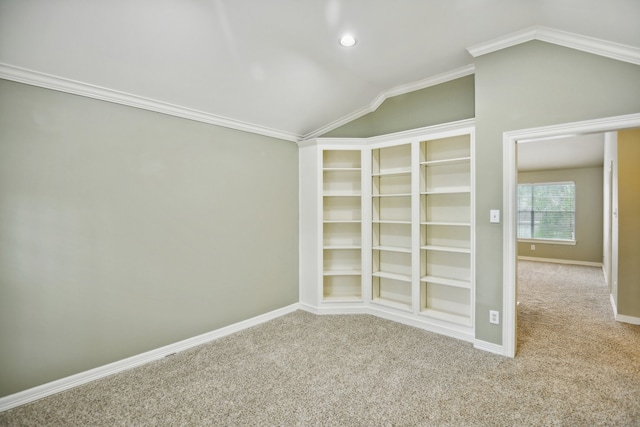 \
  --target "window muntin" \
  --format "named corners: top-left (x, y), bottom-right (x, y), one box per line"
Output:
top-left (517, 182), bottom-right (575, 242)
